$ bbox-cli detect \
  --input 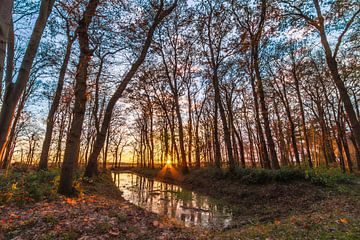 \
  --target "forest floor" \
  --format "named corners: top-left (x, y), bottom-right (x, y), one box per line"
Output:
top-left (1, 167), bottom-right (360, 239)
top-left (132, 167), bottom-right (360, 240)
top-left (0, 169), bottom-right (202, 240)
